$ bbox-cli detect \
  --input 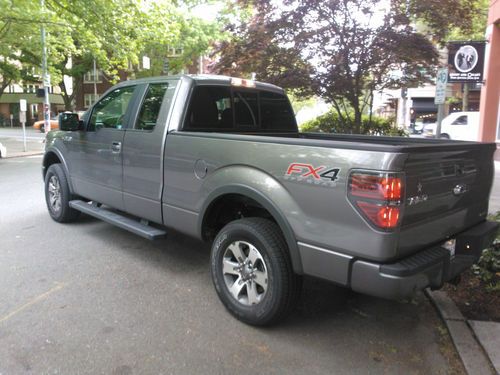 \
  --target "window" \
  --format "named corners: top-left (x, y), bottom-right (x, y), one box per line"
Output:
top-left (234, 91), bottom-right (258, 127)
top-left (135, 83), bottom-right (169, 131)
top-left (24, 84), bottom-right (37, 94)
top-left (88, 86), bottom-right (135, 131)
top-left (84, 93), bottom-right (100, 108)
top-left (260, 91), bottom-right (295, 131)
top-left (84, 70), bottom-right (103, 83)
top-left (183, 86), bottom-right (296, 132)
top-left (185, 86), bottom-right (232, 130)
top-left (451, 115), bottom-right (468, 125)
